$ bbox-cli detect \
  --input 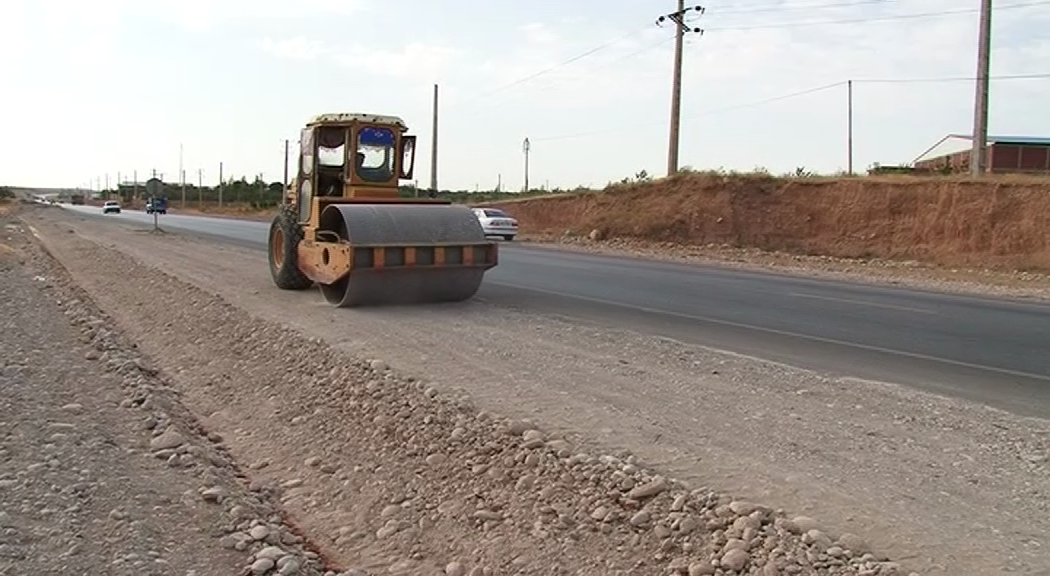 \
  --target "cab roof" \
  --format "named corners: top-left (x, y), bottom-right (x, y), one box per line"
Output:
top-left (306, 113), bottom-right (408, 129)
